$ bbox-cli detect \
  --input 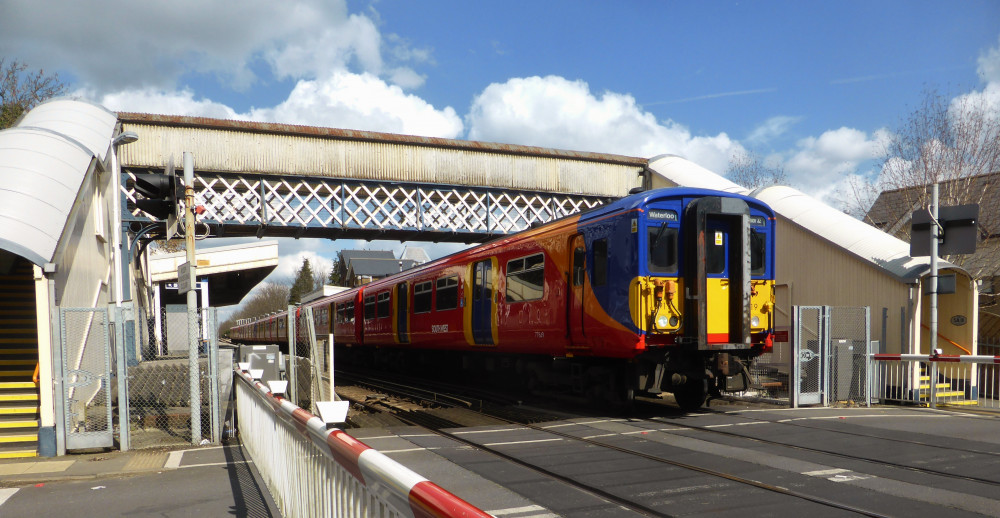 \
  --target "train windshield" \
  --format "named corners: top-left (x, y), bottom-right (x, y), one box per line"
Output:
top-left (751, 228), bottom-right (766, 275)
top-left (647, 224), bottom-right (678, 274)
